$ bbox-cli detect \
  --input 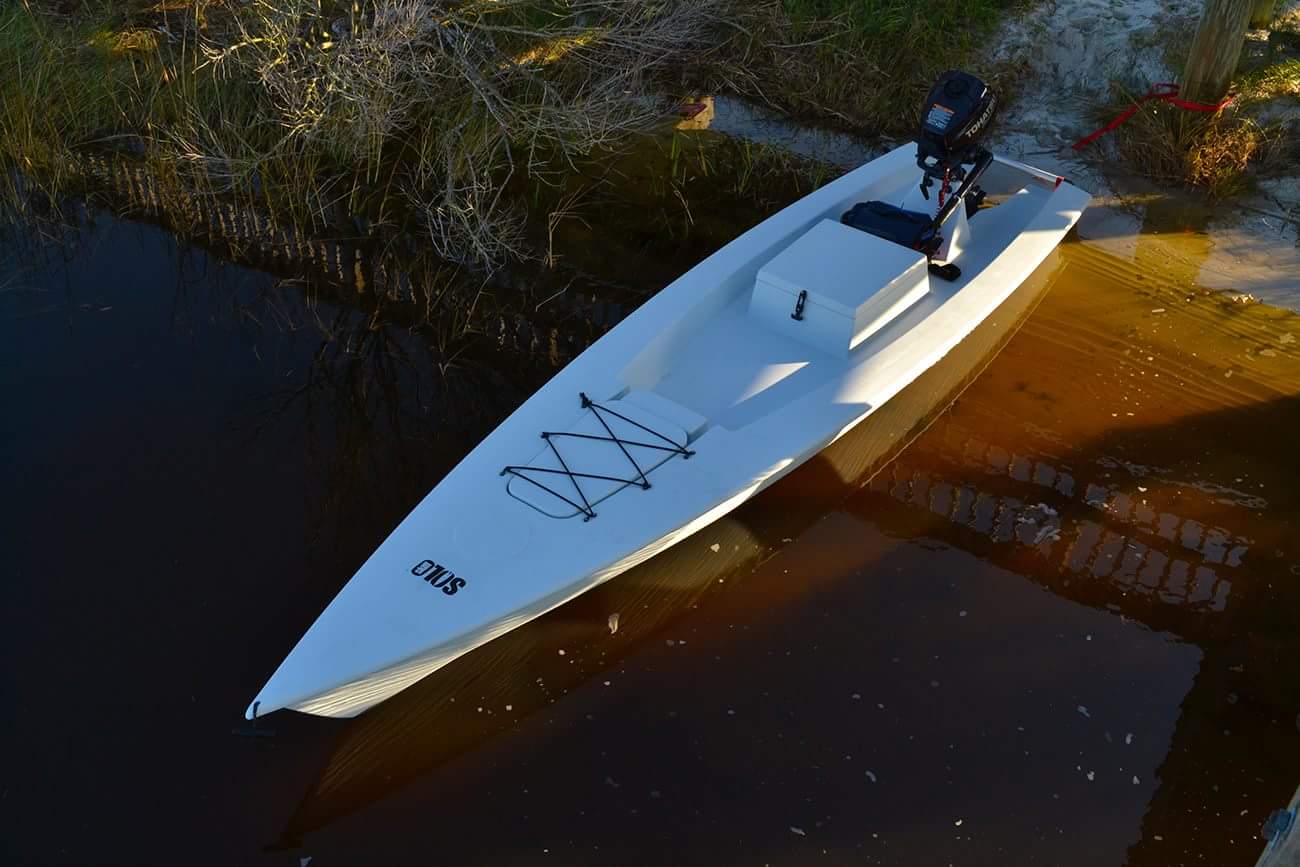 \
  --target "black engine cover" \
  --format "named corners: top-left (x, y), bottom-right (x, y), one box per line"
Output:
top-left (916, 70), bottom-right (997, 176)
